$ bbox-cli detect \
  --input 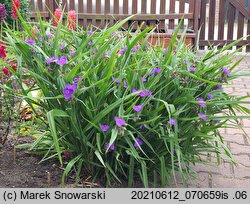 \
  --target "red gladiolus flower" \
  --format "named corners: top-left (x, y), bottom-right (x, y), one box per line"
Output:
top-left (2, 67), bottom-right (9, 76)
top-left (0, 42), bottom-right (6, 59)
top-left (11, 65), bottom-right (17, 72)
top-left (11, 0), bottom-right (20, 20)
top-left (67, 10), bottom-right (76, 30)
top-left (54, 8), bottom-right (62, 27)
